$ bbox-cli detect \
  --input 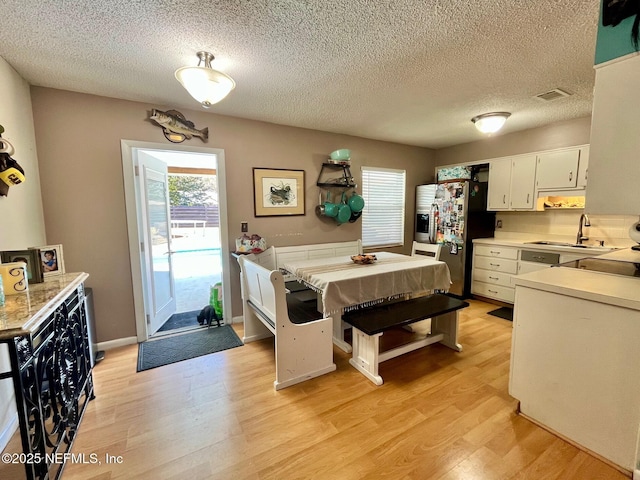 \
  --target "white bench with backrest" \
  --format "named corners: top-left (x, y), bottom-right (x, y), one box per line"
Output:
top-left (253, 240), bottom-right (363, 281)
top-left (239, 256), bottom-right (336, 390)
